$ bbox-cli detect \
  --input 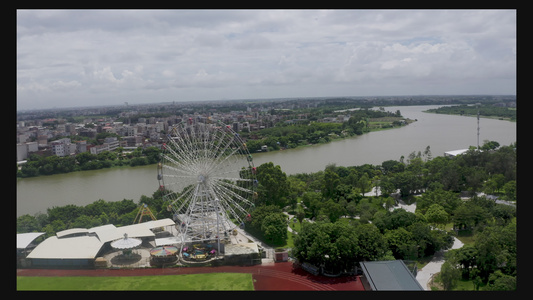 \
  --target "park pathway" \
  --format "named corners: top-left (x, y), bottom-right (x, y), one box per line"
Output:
top-left (389, 199), bottom-right (465, 290)
top-left (415, 232), bottom-right (464, 290)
